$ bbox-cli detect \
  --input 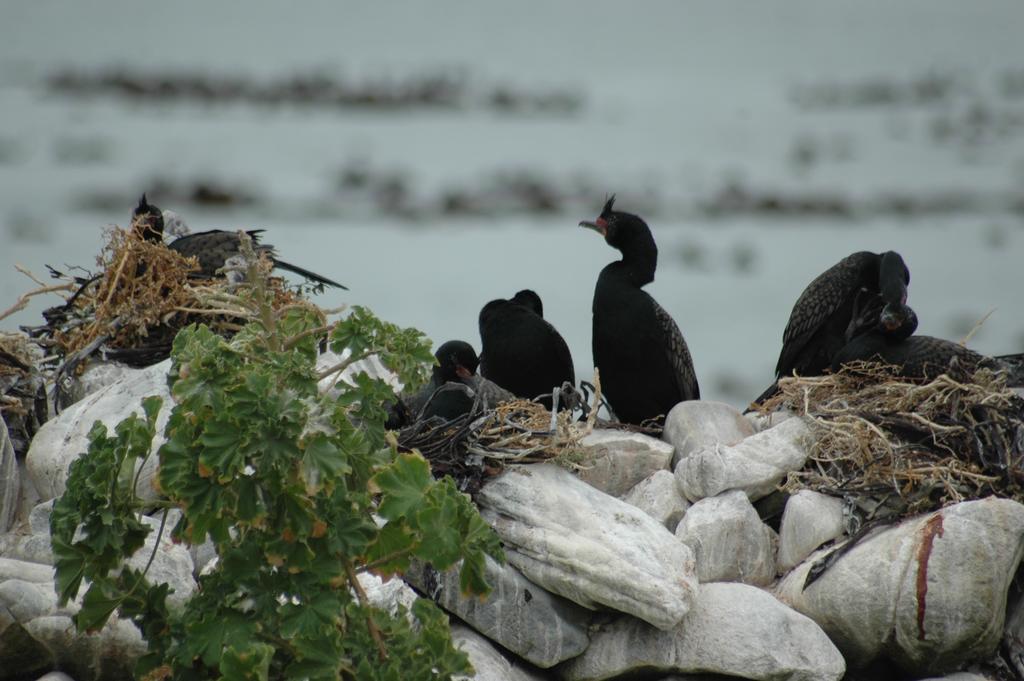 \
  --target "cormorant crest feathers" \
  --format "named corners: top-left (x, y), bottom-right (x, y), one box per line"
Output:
top-left (600, 194), bottom-right (616, 217)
